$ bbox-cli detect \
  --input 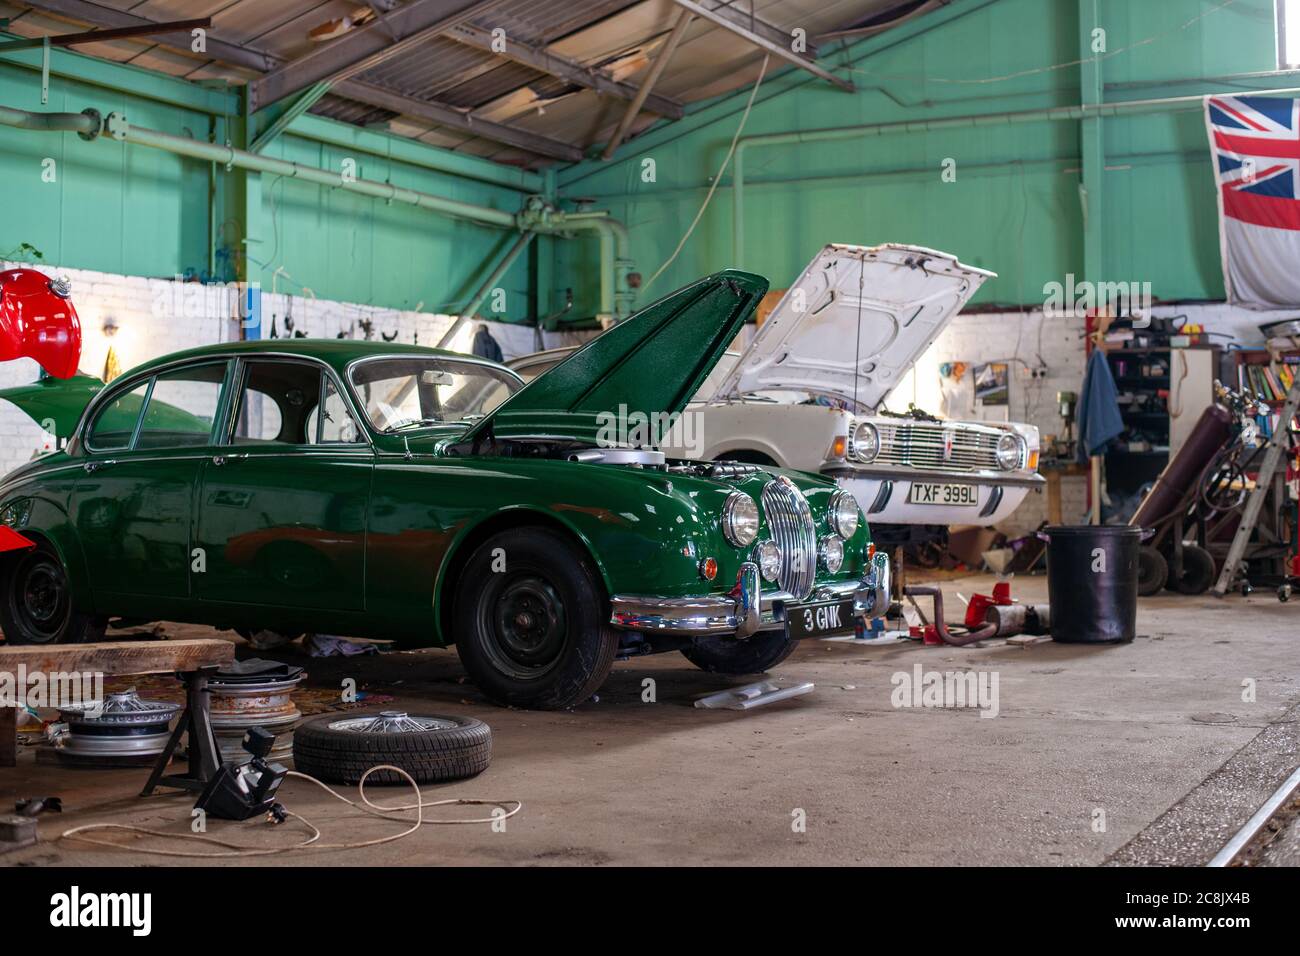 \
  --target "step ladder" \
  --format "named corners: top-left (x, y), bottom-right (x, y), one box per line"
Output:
top-left (1212, 378), bottom-right (1300, 596)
